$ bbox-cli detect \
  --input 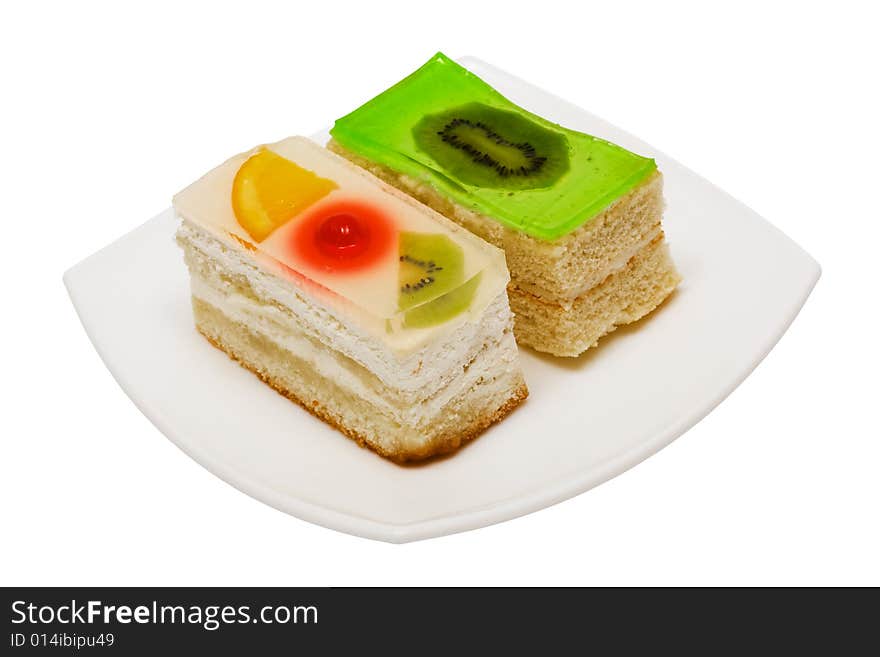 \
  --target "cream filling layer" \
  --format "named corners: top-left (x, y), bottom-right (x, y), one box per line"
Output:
top-left (190, 274), bottom-right (519, 427)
